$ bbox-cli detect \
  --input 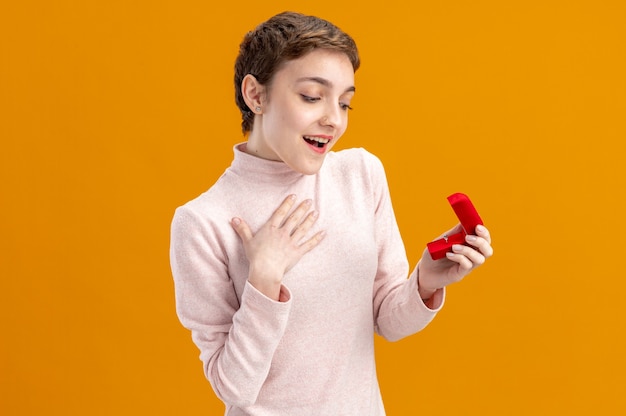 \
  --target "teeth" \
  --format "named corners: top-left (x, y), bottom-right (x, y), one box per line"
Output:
top-left (303, 136), bottom-right (330, 144)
